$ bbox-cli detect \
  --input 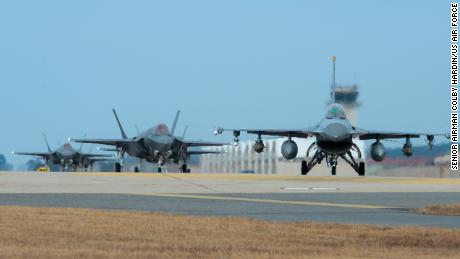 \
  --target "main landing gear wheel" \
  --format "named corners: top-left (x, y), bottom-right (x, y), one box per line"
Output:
top-left (115, 163), bottom-right (121, 172)
top-left (331, 166), bottom-right (337, 176)
top-left (134, 167), bottom-right (140, 173)
top-left (158, 167), bottom-right (162, 173)
top-left (181, 164), bottom-right (191, 173)
top-left (358, 162), bottom-right (365, 176)
top-left (301, 160), bottom-right (309, 175)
